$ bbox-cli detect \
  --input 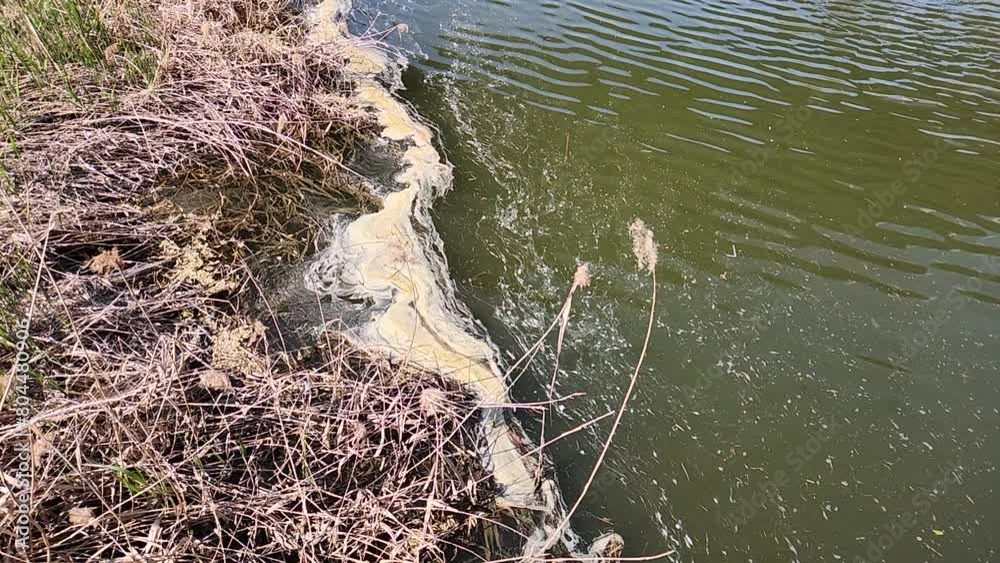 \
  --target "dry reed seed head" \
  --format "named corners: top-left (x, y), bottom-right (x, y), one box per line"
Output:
top-left (628, 218), bottom-right (658, 274)
top-left (573, 262), bottom-right (591, 289)
top-left (68, 506), bottom-right (96, 527)
top-left (199, 369), bottom-right (233, 391)
top-left (103, 43), bottom-right (119, 63)
top-left (86, 246), bottom-right (123, 275)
